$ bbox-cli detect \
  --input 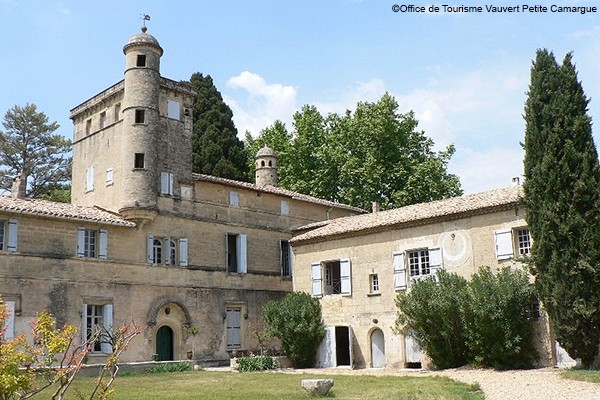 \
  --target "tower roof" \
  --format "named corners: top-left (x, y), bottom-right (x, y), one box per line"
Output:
top-left (256, 145), bottom-right (277, 158)
top-left (123, 27), bottom-right (163, 56)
